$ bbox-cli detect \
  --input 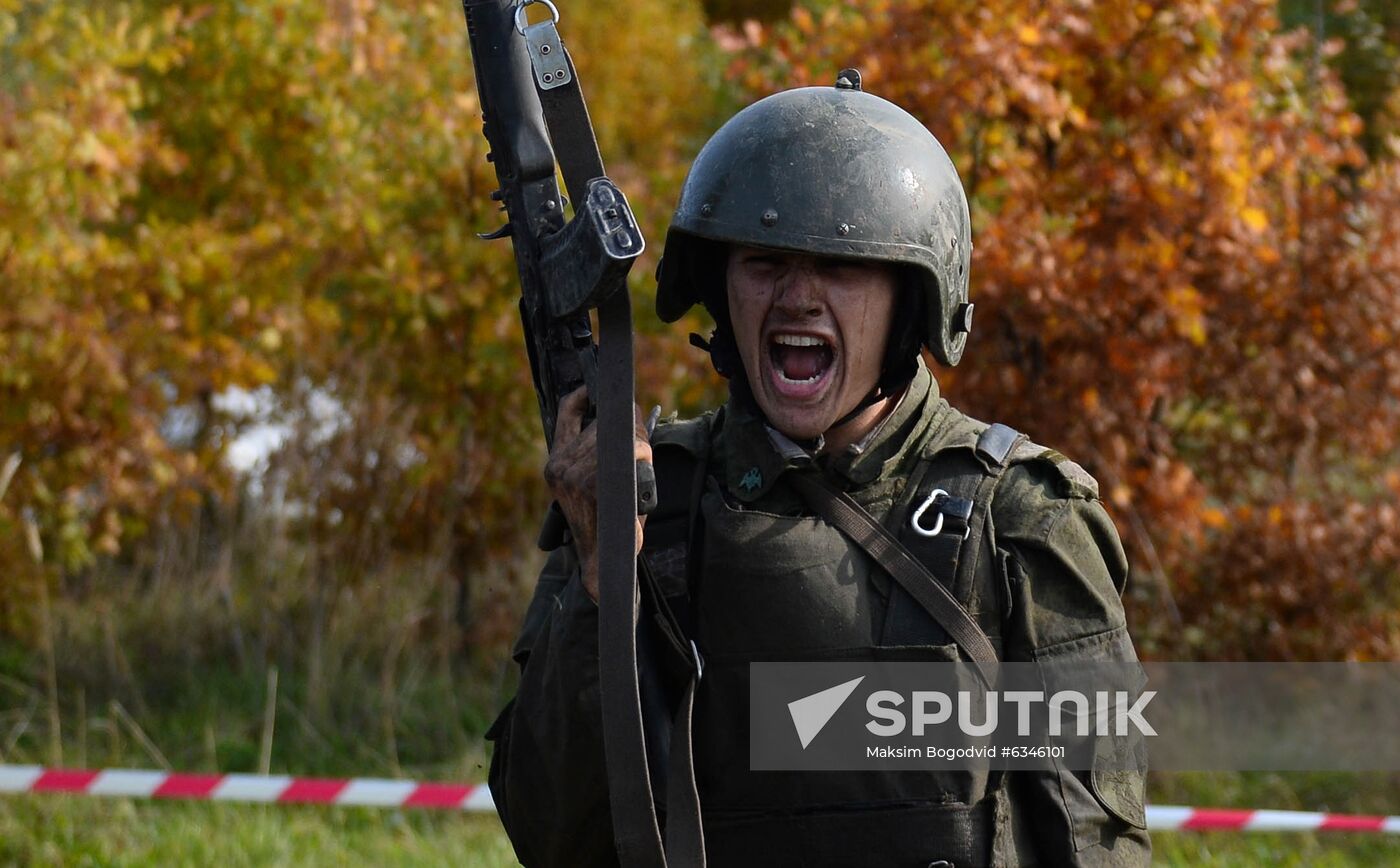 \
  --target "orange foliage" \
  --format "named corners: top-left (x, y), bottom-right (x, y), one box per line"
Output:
top-left (727, 0), bottom-right (1400, 659)
top-left (4, 0), bottom-right (1398, 662)
top-left (0, 0), bottom-right (722, 626)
